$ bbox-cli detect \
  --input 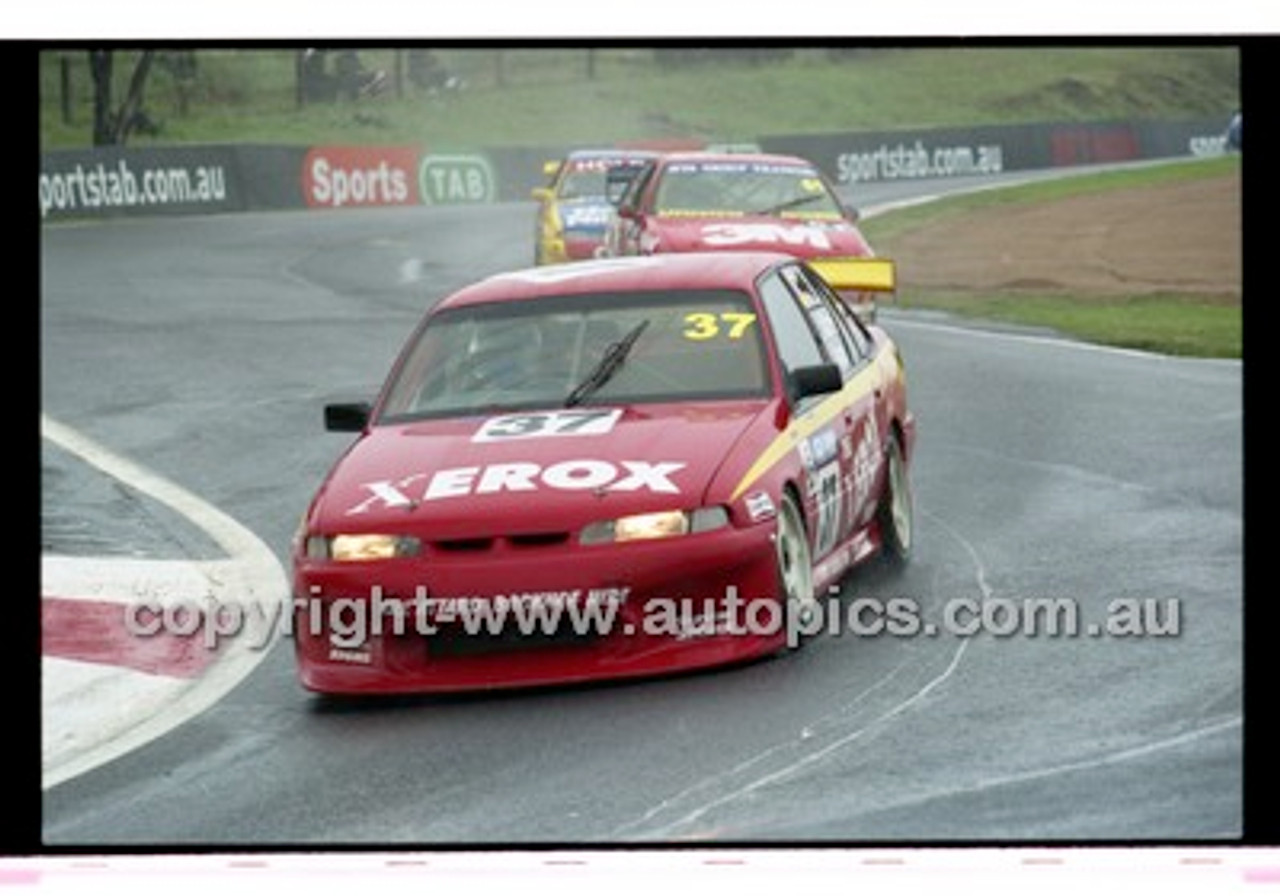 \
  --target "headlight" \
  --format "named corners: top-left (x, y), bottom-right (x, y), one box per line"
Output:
top-left (615, 510), bottom-right (689, 542)
top-left (580, 507), bottom-right (729, 545)
top-left (307, 534), bottom-right (421, 562)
